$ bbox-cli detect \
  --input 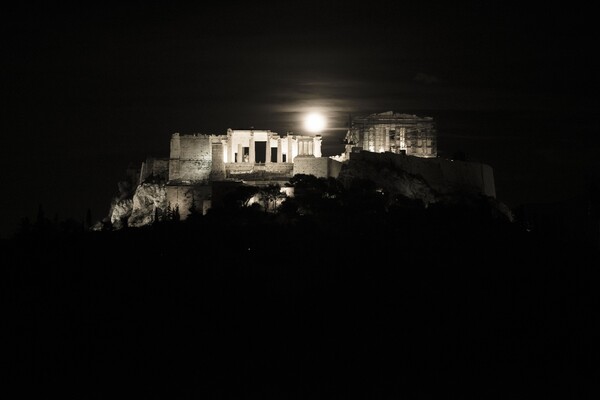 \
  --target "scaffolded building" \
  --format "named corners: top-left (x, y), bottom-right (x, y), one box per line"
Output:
top-left (345, 111), bottom-right (437, 158)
